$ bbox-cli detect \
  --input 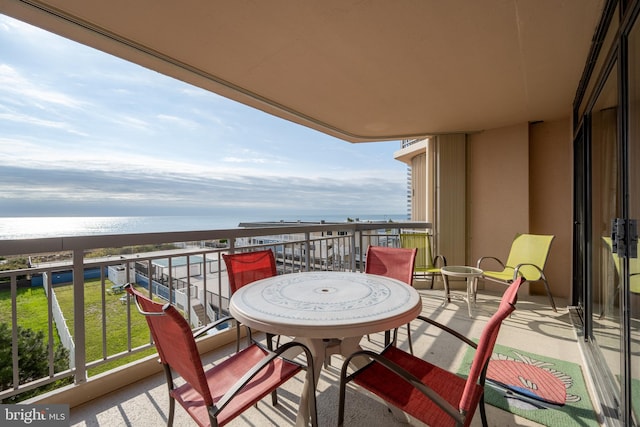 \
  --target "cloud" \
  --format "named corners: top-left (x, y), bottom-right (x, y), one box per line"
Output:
top-left (0, 163), bottom-right (405, 217)
top-left (0, 111), bottom-right (70, 130)
top-left (0, 14), bottom-right (408, 220)
top-left (156, 114), bottom-right (199, 130)
top-left (0, 64), bottom-right (86, 110)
